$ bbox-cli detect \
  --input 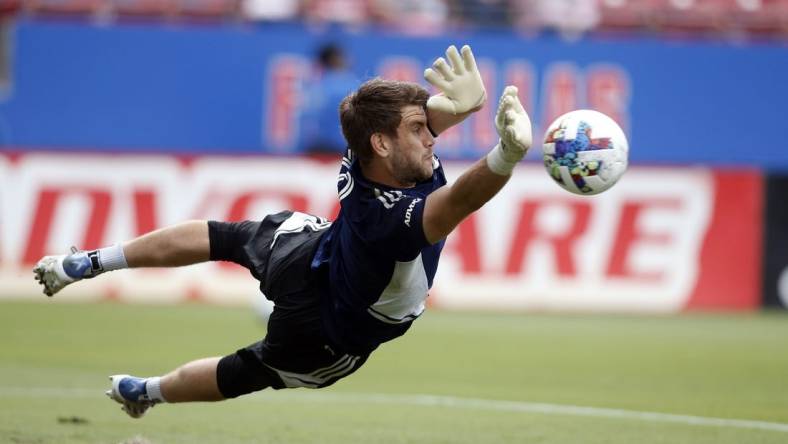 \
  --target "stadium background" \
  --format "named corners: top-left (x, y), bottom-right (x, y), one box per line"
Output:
top-left (1, 0), bottom-right (786, 311)
top-left (0, 1), bottom-right (787, 443)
